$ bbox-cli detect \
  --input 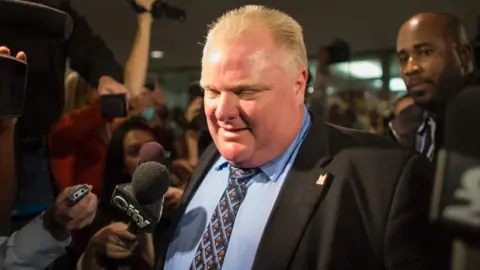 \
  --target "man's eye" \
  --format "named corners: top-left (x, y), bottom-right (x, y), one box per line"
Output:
top-left (205, 89), bottom-right (220, 98)
top-left (398, 56), bottom-right (409, 65)
top-left (419, 49), bottom-right (434, 56)
top-left (238, 90), bottom-right (255, 98)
